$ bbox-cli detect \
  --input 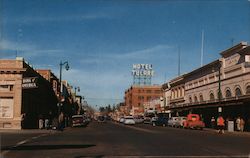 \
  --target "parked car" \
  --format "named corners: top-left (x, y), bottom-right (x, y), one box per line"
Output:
top-left (175, 116), bottom-right (187, 128)
top-left (72, 115), bottom-right (87, 127)
top-left (144, 112), bottom-right (156, 124)
top-left (183, 114), bottom-right (205, 130)
top-left (152, 115), bottom-right (168, 127)
top-left (119, 117), bottom-right (125, 123)
top-left (123, 116), bottom-right (135, 125)
top-left (168, 117), bottom-right (179, 127)
top-left (133, 115), bottom-right (144, 124)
